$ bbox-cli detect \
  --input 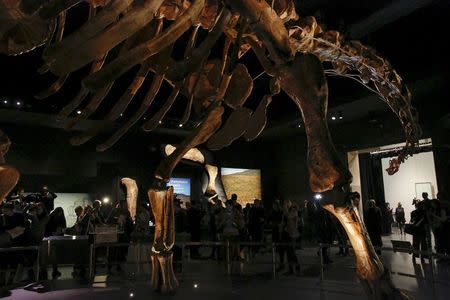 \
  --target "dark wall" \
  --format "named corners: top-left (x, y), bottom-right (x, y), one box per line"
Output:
top-left (0, 124), bottom-right (187, 202)
top-left (2, 109), bottom-right (432, 210)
